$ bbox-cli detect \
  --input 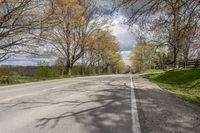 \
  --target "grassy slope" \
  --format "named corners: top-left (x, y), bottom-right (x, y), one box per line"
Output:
top-left (142, 69), bottom-right (200, 106)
